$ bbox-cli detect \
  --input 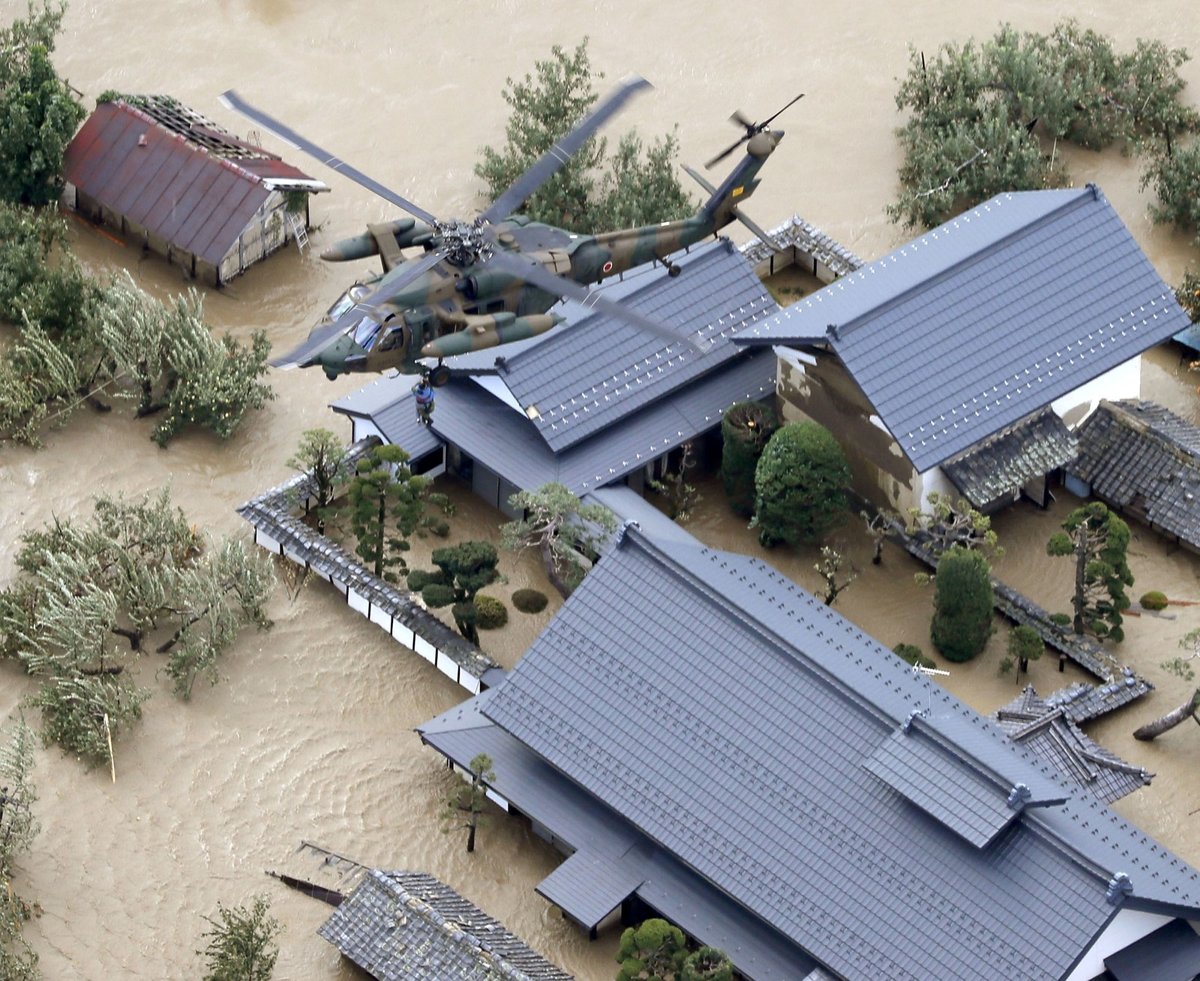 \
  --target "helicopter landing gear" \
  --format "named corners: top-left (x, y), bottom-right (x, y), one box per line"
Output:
top-left (667, 262), bottom-right (682, 278)
top-left (428, 363), bottom-right (451, 387)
